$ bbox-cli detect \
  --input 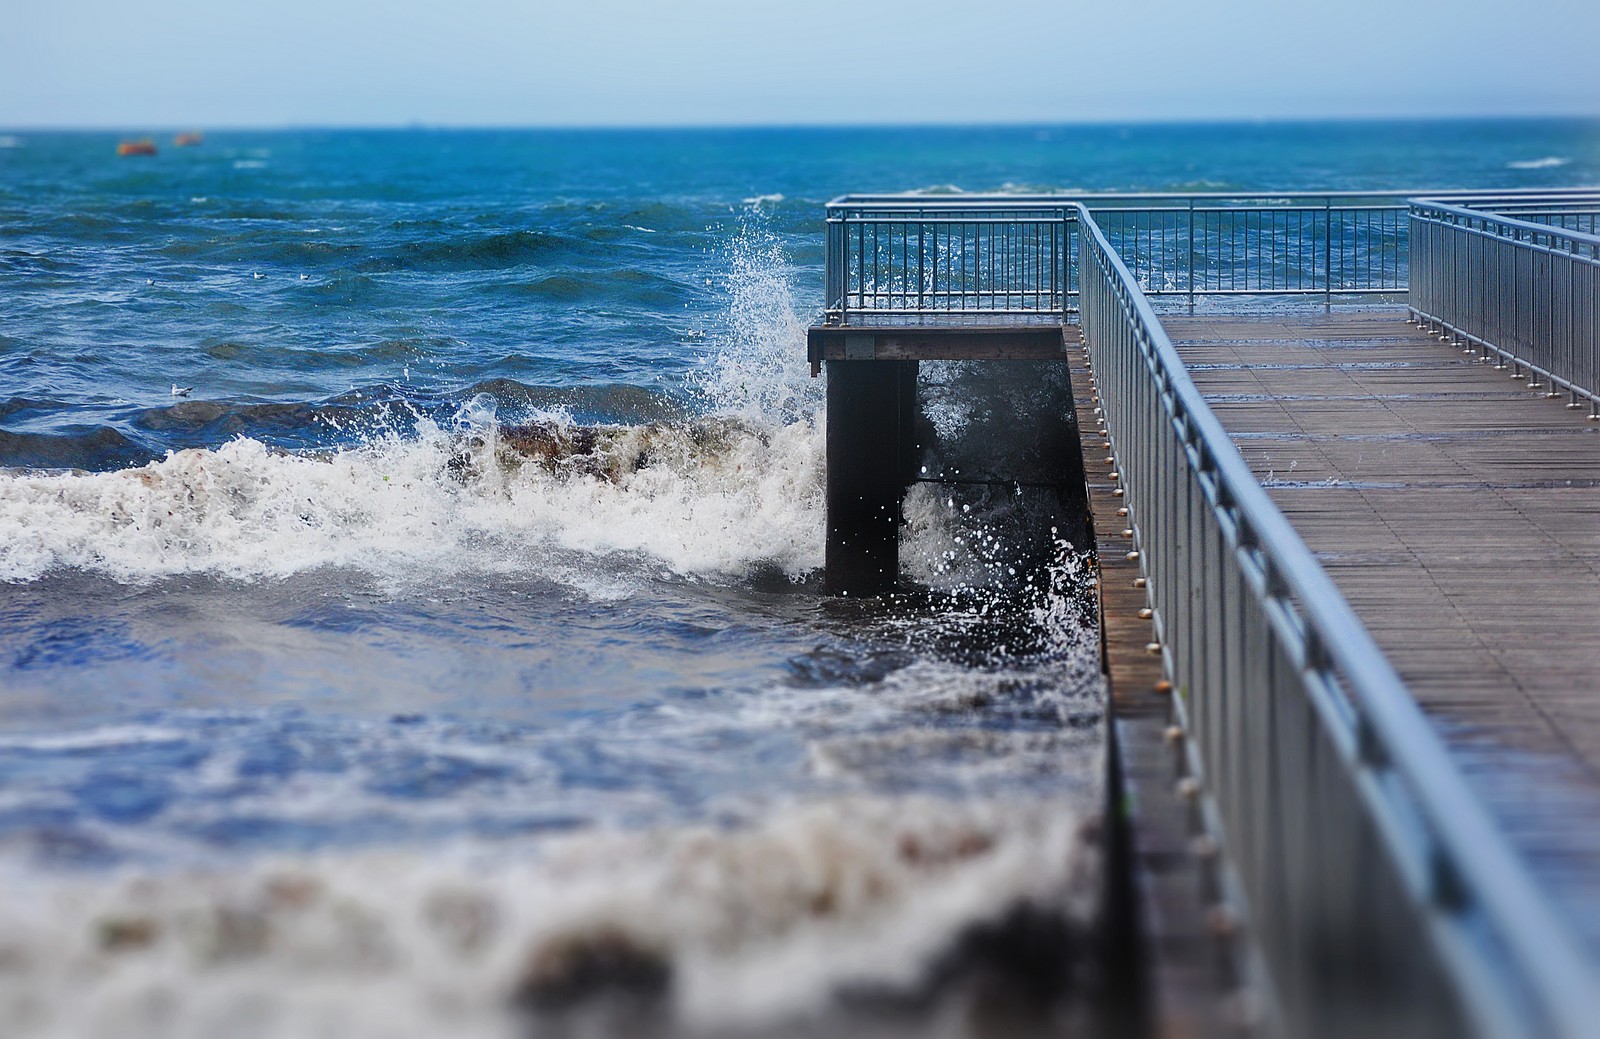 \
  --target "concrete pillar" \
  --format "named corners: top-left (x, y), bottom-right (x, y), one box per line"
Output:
top-left (825, 360), bottom-right (917, 596)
